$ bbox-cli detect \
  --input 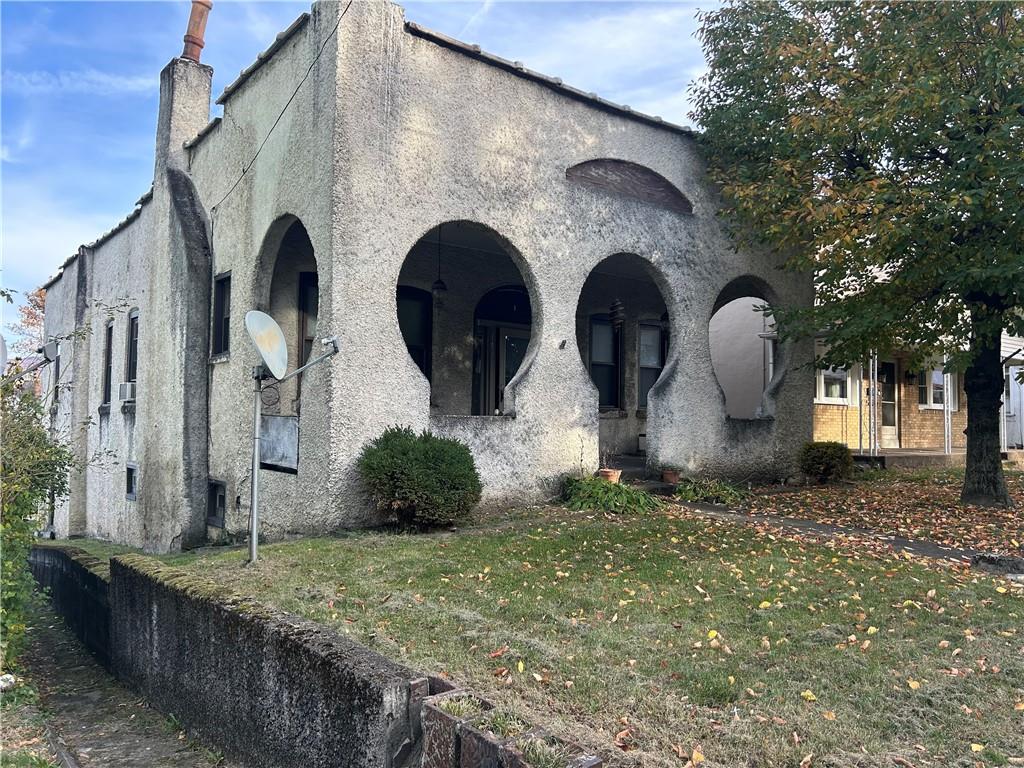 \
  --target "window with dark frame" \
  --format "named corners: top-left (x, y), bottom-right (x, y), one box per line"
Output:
top-left (638, 323), bottom-right (664, 409)
top-left (298, 272), bottom-right (319, 367)
top-left (102, 322), bottom-right (114, 405)
top-left (207, 480), bottom-right (227, 527)
top-left (126, 463), bottom-right (138, 501)
top-left (125, 310), bottom-right (140, 383)
top-left (212, 274), bottom-right (231, 355)
top-left (589, 315), bottom-right (621, 409)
